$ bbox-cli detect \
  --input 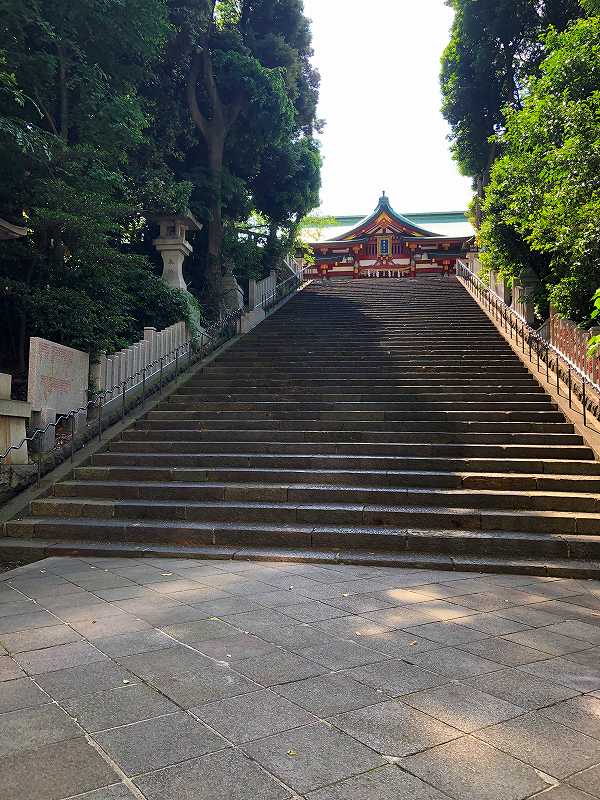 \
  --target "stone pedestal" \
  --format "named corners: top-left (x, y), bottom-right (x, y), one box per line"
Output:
top-left (0, 373), bottom-right (31, 465)
top-left (222, 271), bottom-right (244, 313)
top-left (29, 407), bottom-right (56, 454)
